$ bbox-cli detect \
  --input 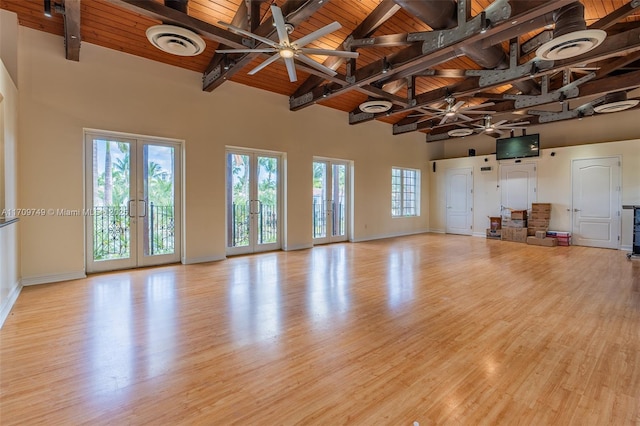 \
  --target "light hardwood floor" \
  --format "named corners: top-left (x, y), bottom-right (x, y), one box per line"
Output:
top-left (1, 234), bottom-right (639, 425)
